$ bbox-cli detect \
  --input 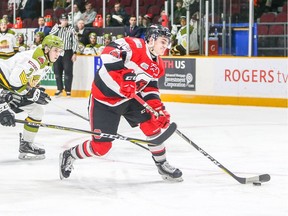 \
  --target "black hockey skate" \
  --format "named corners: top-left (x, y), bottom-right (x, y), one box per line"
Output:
top-left (18, 133), bottom-right (45, 160)
top-left (154, 158), bottom-right (183, 182)
top-left (59, 150), bottom-right (75, 180)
